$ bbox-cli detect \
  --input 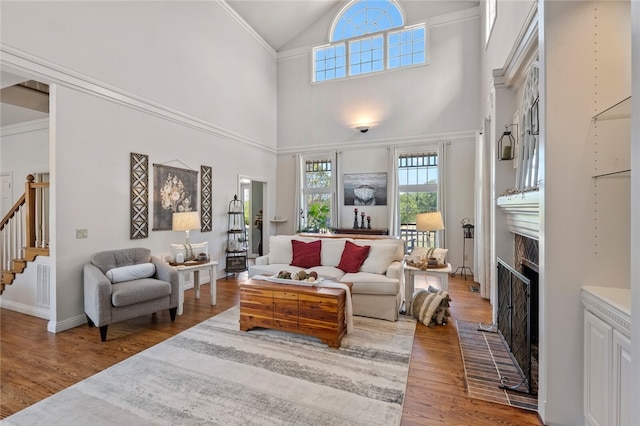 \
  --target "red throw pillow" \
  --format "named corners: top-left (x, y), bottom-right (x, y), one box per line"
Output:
top-left (337, 241), bottom-right (371, 273)
top-left (290, 240), bottom-right (322, 268)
